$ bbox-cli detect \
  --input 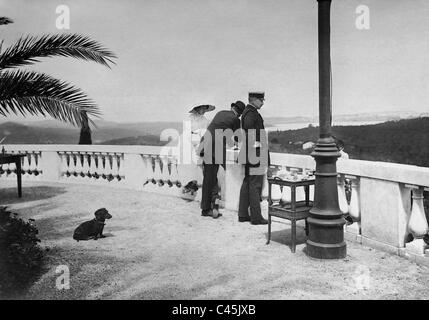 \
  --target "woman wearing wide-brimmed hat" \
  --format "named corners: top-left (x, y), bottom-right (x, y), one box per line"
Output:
top-left (177, 104), bottom-right (216, 199)
top-left (188, 104), bottom-right (215, 135)
top-left (187, 104), bottom-right (216, 153)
